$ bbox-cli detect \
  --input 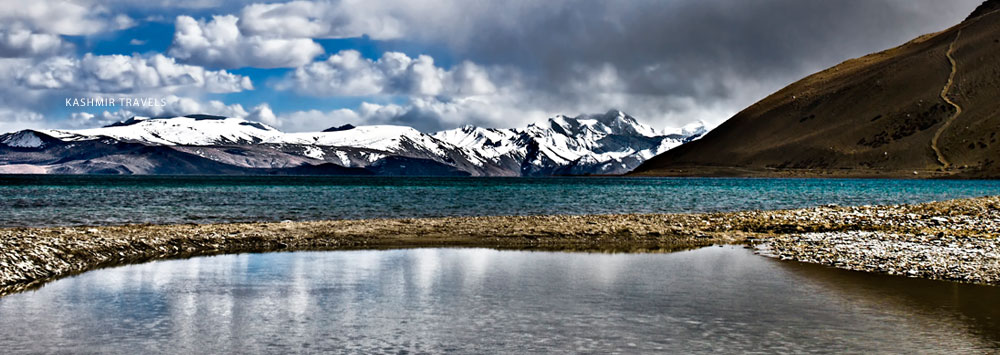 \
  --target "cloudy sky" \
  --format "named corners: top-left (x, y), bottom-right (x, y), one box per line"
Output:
top-left (0, 0), bottom-right (983, 133)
